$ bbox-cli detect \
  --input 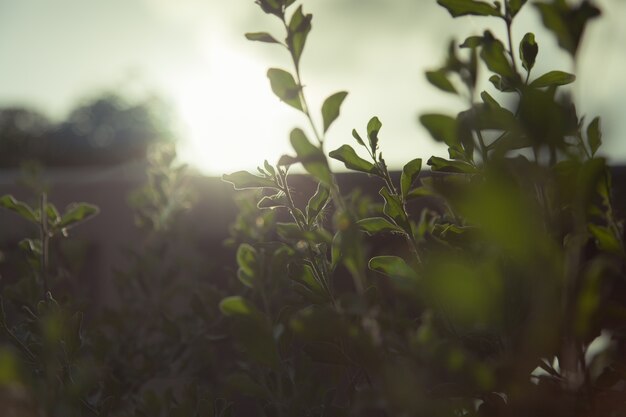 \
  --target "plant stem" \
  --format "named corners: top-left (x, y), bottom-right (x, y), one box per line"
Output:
top-left (505, 17), bottom-right (518, 73)
top-left (40, 193), bottom-right (50, 297)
